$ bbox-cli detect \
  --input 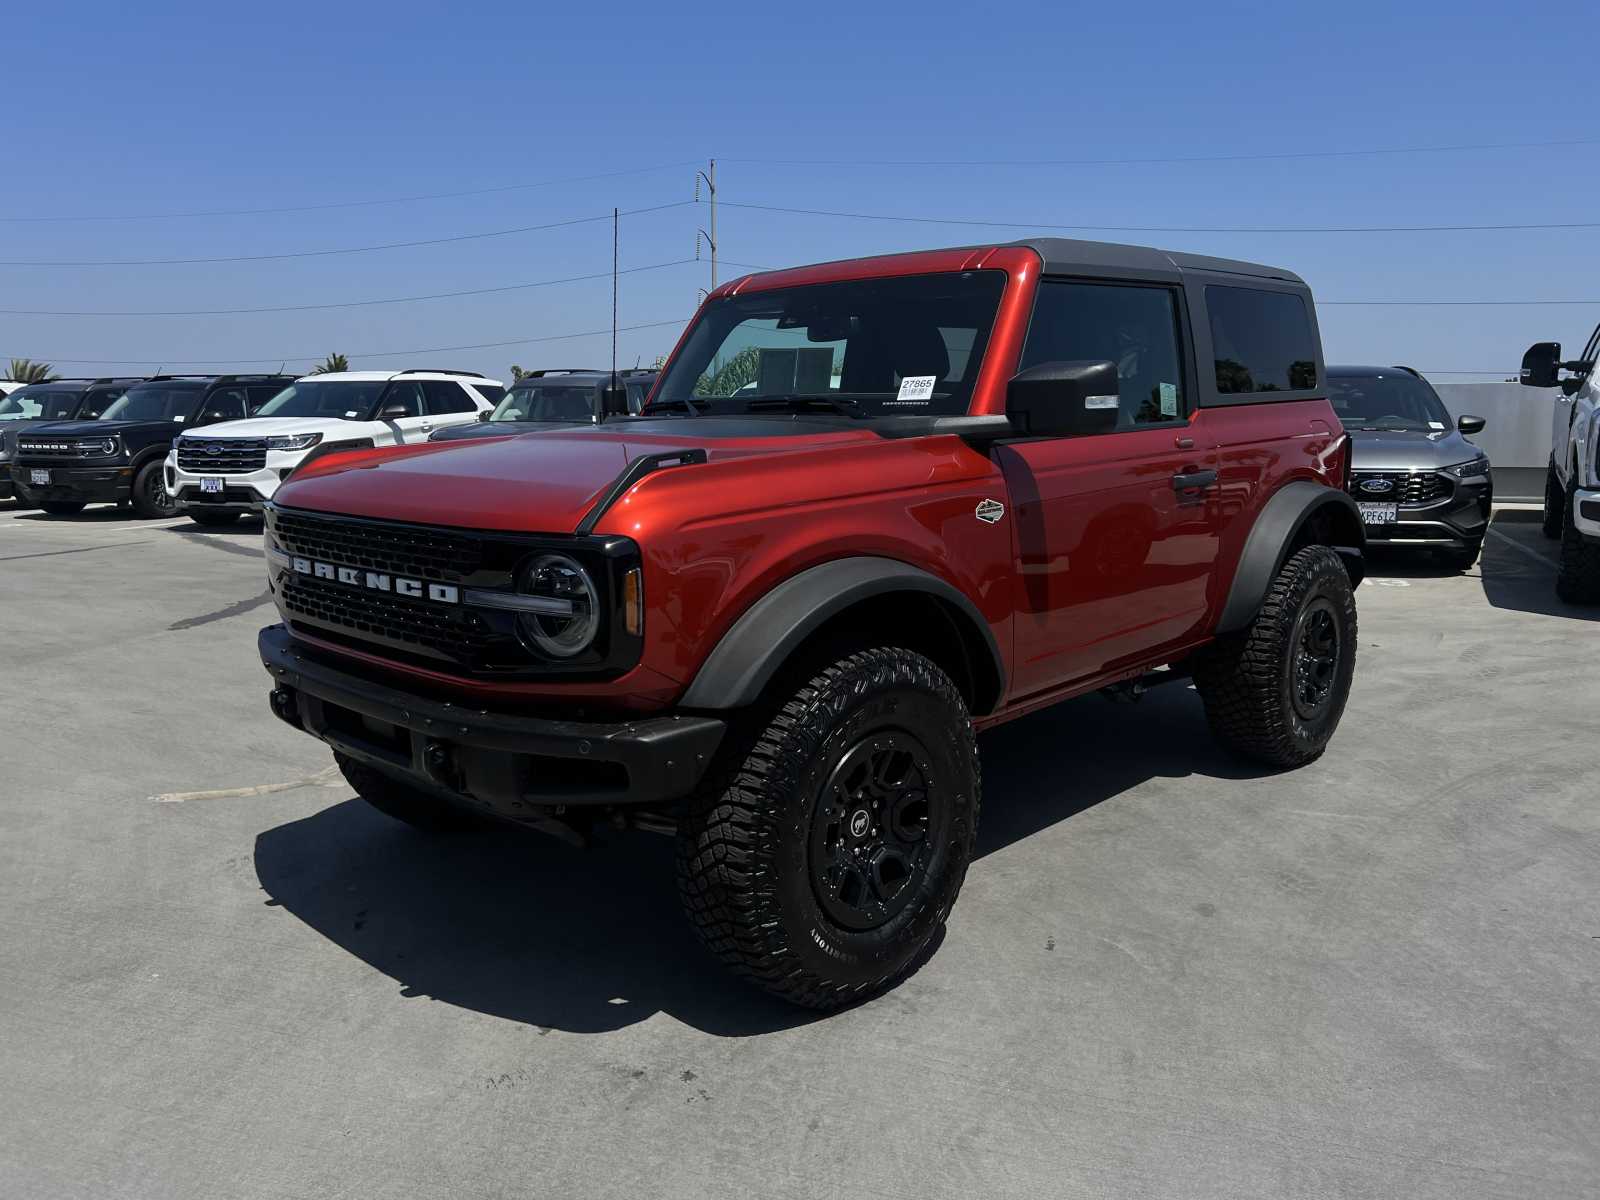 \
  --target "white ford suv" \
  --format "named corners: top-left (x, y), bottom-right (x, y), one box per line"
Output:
top-left (166, 369), bottom-right (504, 526)
top-left (1520, 325), bottom-right (1600, 602)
